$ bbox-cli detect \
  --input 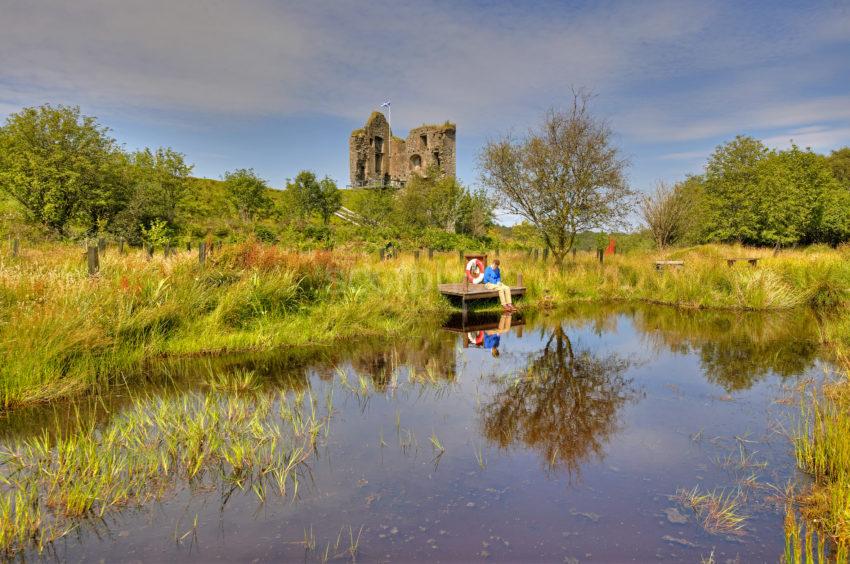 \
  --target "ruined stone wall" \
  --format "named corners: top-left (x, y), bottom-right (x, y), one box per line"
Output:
top-left (349, 112), bottom-right (456, 187)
